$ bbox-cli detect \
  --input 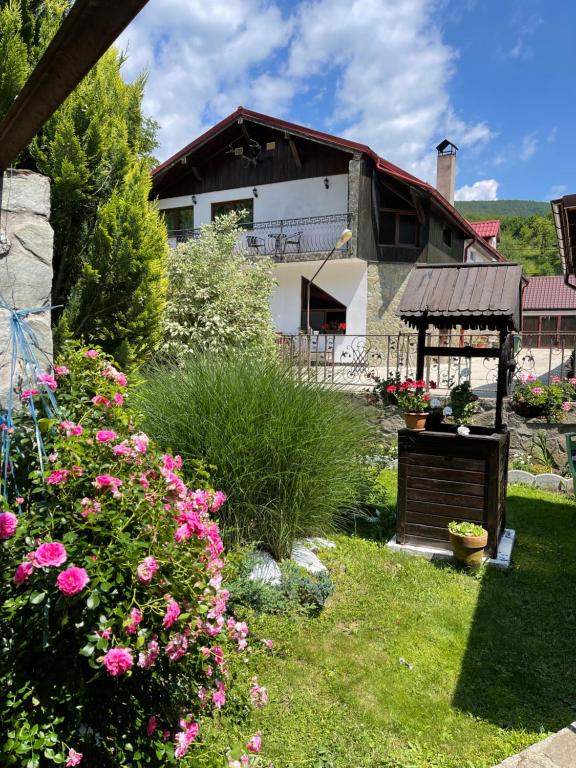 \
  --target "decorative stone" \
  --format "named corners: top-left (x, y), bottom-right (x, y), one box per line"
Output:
top-left (533, 473), bottom-right (569, 492)
top-left (291, 543), bottom-right (328, 574)
top-left (248, 551), bottom-right (281, 586)
top-left (2, 169), bottom-right (51, 218)
top-left (508, 470), bottom-right (535, 485)
top-left (491, 721), bottom-right (576, 767)
top-left (301, 537), bottom-right (336, 552)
